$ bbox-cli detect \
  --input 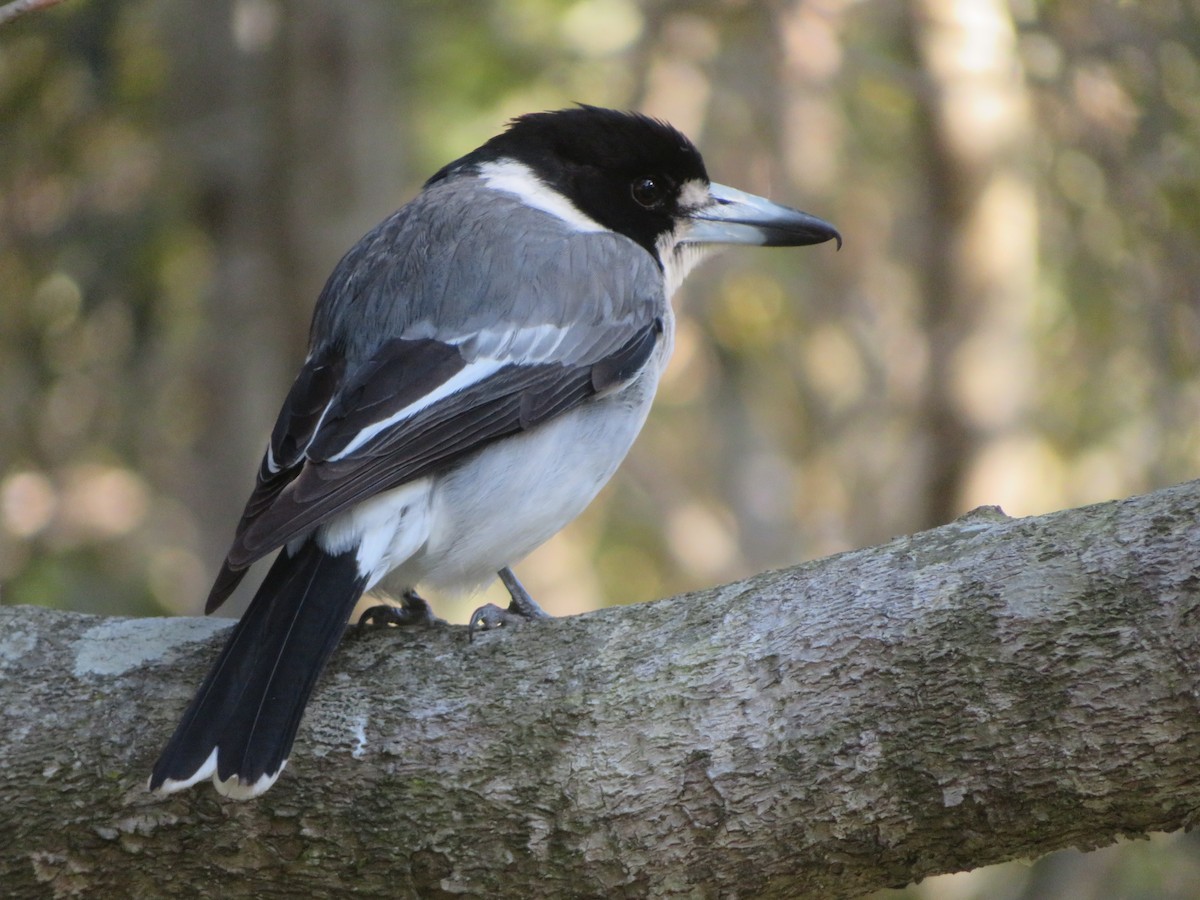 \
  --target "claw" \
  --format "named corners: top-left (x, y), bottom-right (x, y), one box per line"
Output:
top-left (467, 602), bottom-right (527, 639)
top-left (467, 567), bottom-right (551, 641)
top-left (358, 591), bottom-right (443, 627)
